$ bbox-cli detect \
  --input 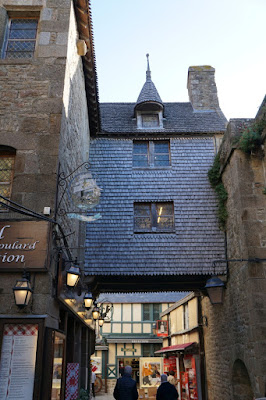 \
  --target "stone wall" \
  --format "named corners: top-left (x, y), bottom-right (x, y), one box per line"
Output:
top-left (202, 118), bottom-right (266, 399)
top-left (187, 66), bottom-right (220, 111)
top-left (0, 0), bottom-right (70, 216)
top-left (0, 0), bottom-right (90, 323)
